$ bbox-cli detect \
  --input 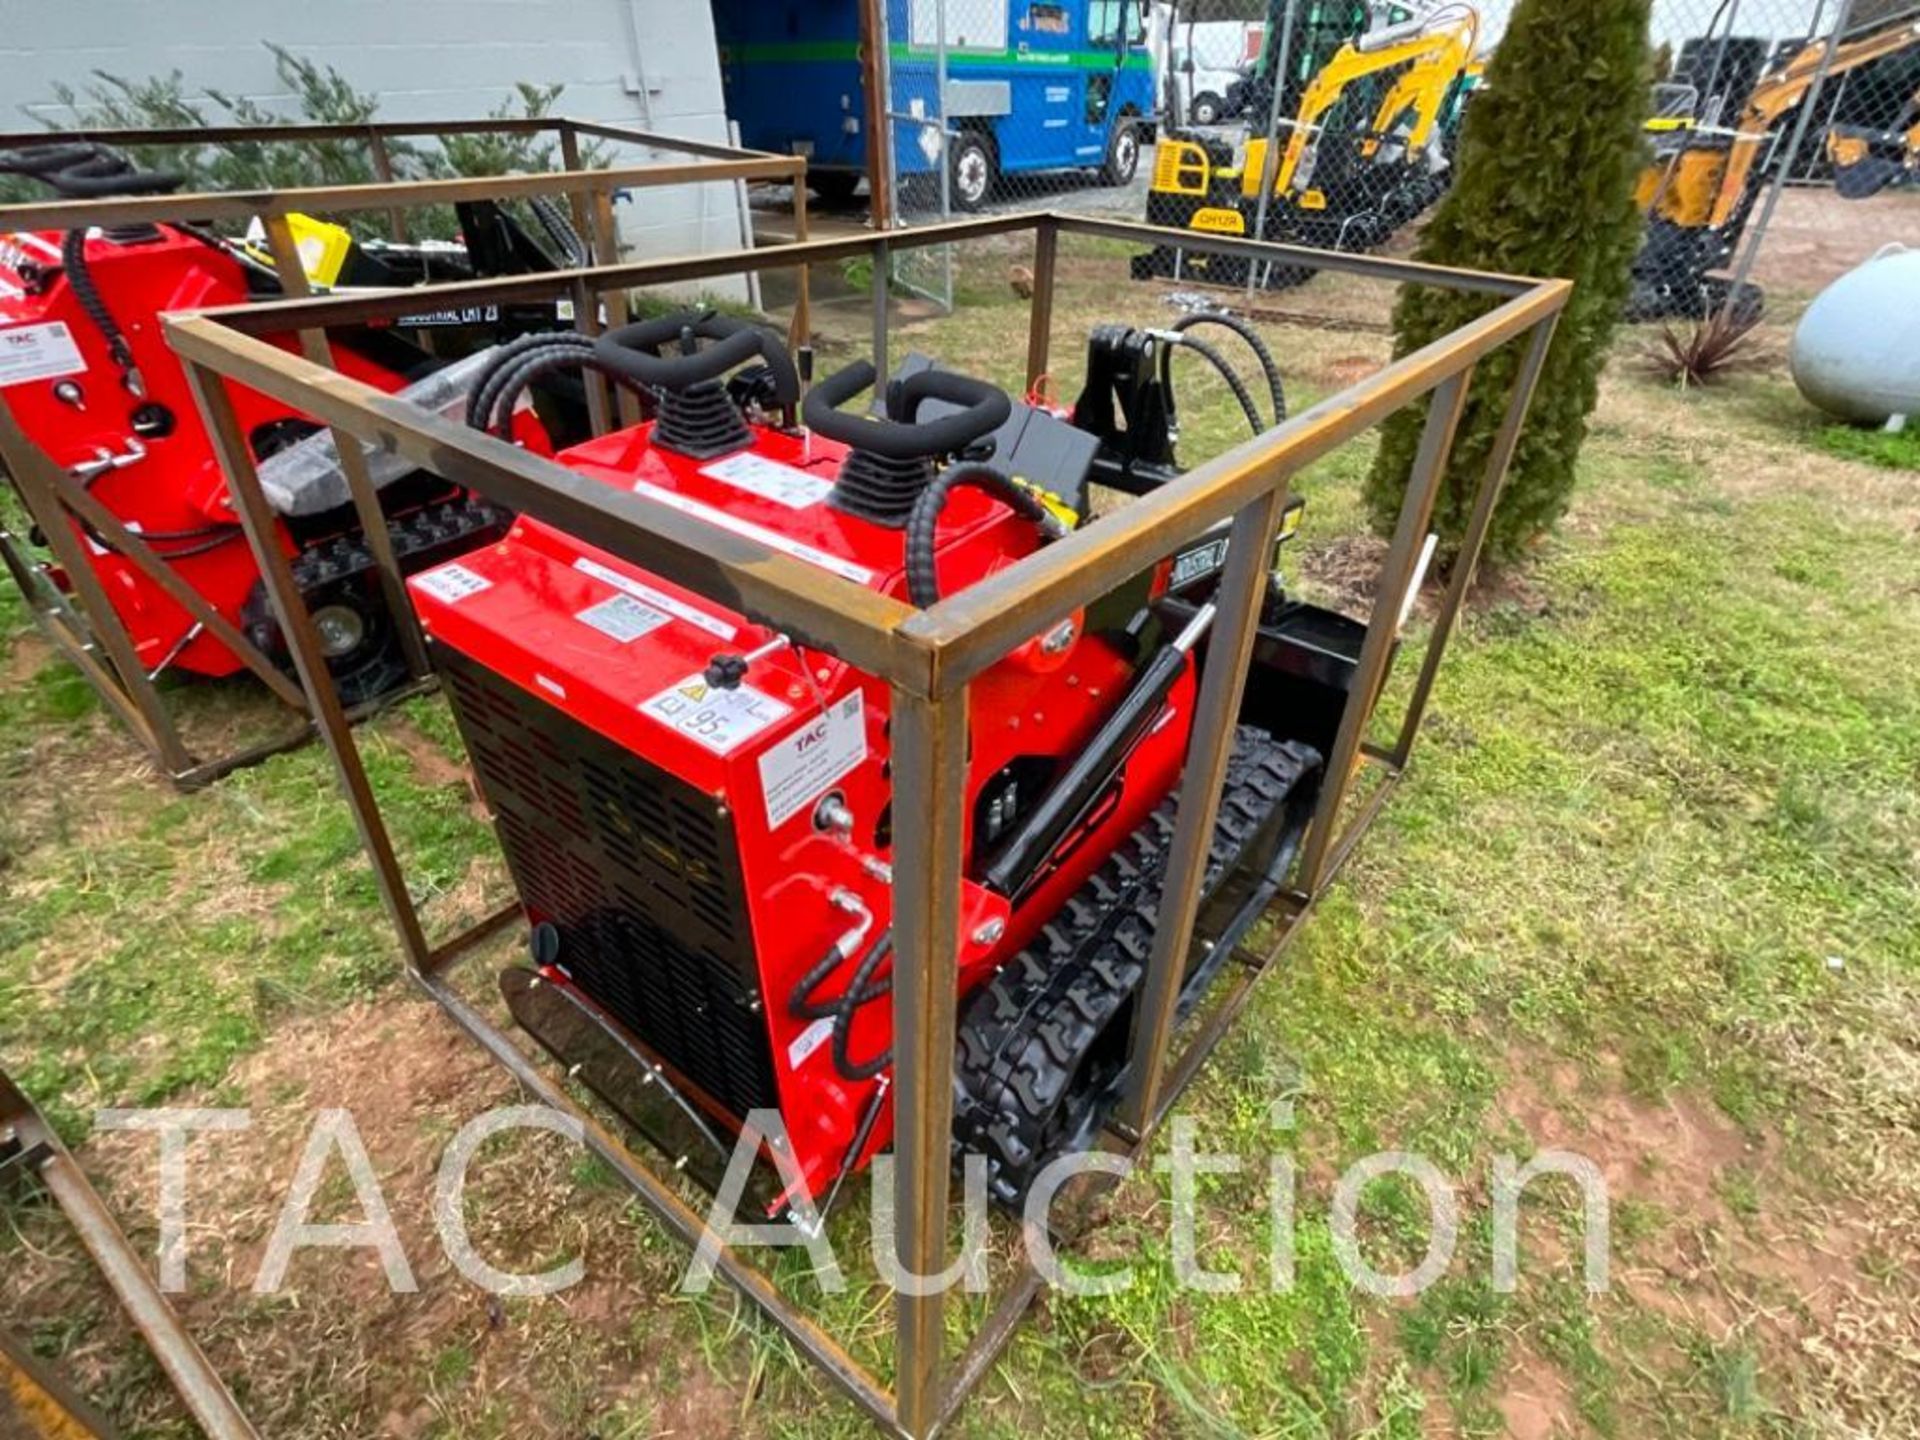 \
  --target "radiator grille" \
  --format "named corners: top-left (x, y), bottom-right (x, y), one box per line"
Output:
top-left (437, 645), bottom-right (776, 1119)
